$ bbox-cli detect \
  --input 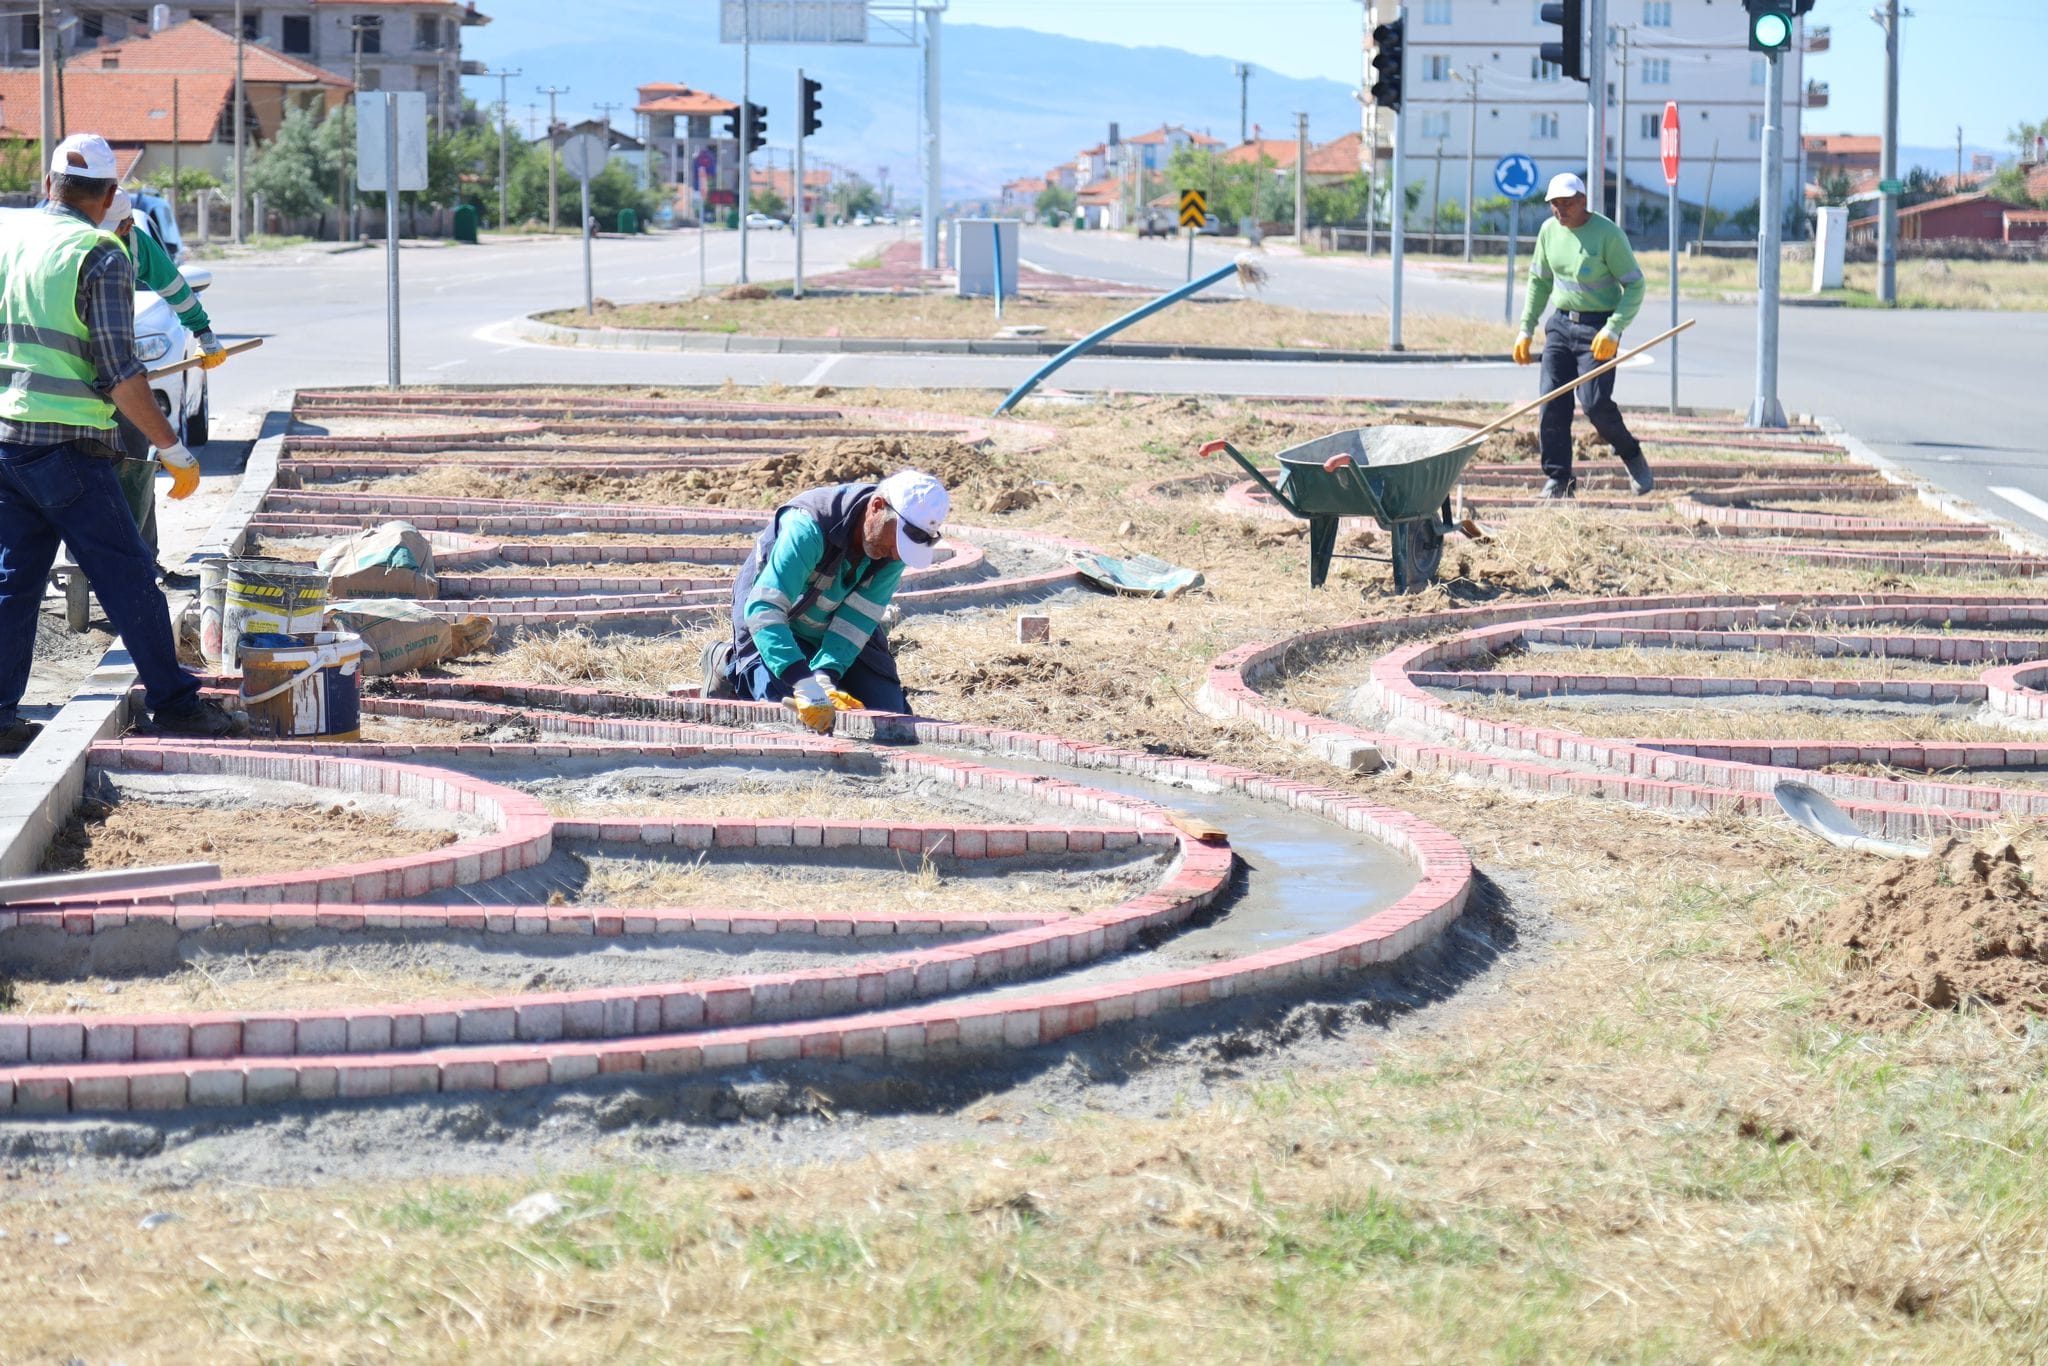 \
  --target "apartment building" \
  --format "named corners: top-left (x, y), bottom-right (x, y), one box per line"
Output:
top-left (3, 2), bottom-right (487, 131)
top-left (1362, 0), bottom-right (1816, 235)
top-left (636, 83), bottom-right (739, 220)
